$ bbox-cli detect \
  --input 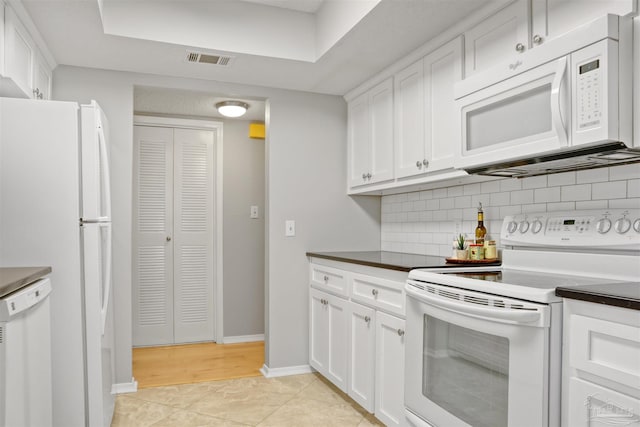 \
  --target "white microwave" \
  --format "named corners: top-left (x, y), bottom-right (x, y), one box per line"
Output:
top-left (454, 16), bottom-right (636, 177)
